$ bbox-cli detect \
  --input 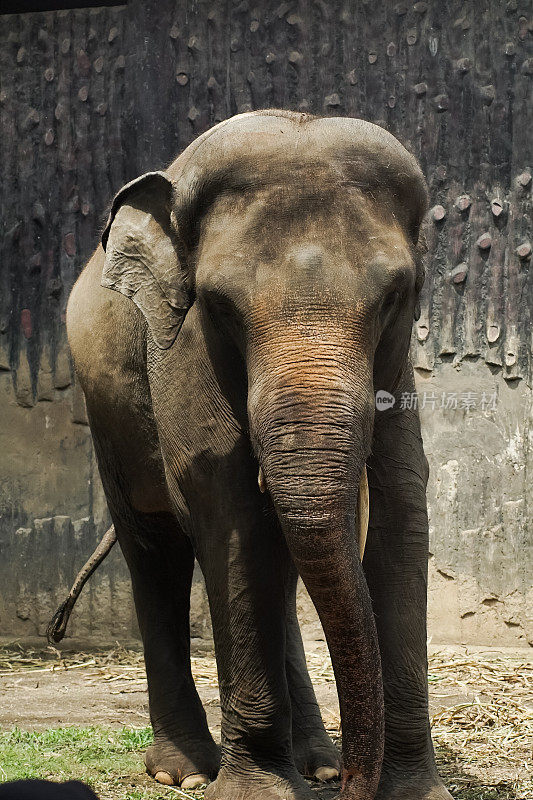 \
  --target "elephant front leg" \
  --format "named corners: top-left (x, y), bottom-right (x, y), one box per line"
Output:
top-left (364, 365), bottom-right (452, 800)
top-left (192, 494), bottom-right (315, 800)
top-left (285, 565), bottom-right (341, 782)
